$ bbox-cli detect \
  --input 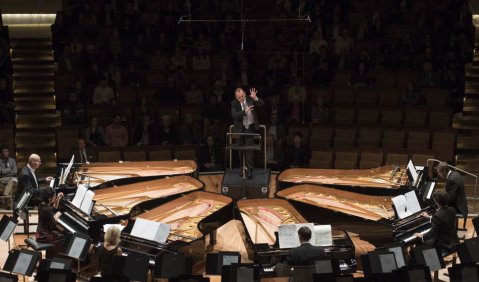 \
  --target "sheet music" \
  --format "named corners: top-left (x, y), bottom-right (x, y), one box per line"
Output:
top-left (49, 178), bottom-right (54, 188)
top-left (426, 182), bottom-right (436, 199)
top-left (130, 218), bottom-right (170, 243)
top-left (392, 195), bottom-right (409, 219)
top-left (278, 223), bottom-right (315, 249)
top-left (404, 191), bottom-right (421, 214)
top-left (407, 159), bottom-right (418, 185)
top-left (80, 190), bottom-right (95, 215)
top-left (16, 192), bottom-right (30, 210)
top-left (314, 225), bottom-right (333, 246)
top-left (50, 262), bottom-right (65, 269)
top-left (103, 224), bottom-right (126, 233)
top-left (72, 184), bottom-right (88, 209)
top-left (12, 252), bottom-right (33, 275)
top-left (0, 221), bottom-right (16, 241)
top-left (61, 155), bottom-right (75, 185)
top-left (422, 248), bottom-right (442, 271)
top-left (68, 237), bottom-right (87, 259)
